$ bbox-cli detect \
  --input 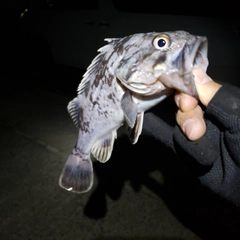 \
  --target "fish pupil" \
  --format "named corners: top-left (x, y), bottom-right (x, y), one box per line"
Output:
top-left (158, 39), bottom-right (166, 48)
